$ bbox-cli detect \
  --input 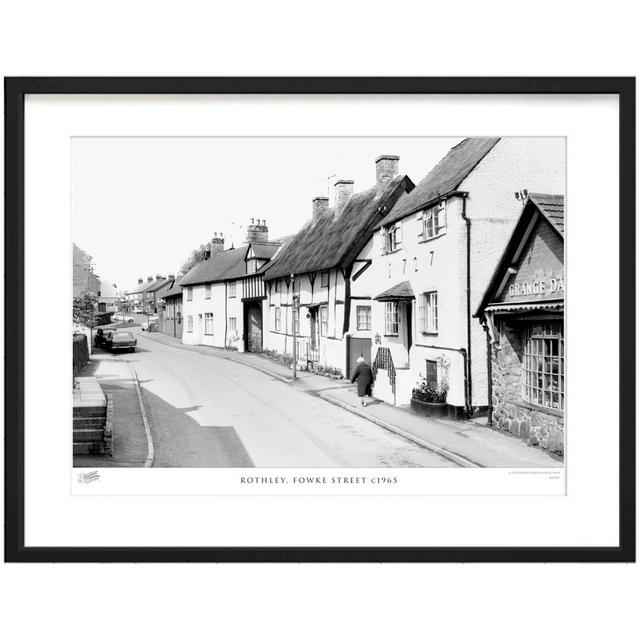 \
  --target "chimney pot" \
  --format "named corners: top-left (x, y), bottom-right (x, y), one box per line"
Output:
top-left (334, 179), bottom-right (354, 215)
top-left (138, 278), bottom-right (143, 284)
top-left (147, 276), bottom-right (153, 282)
top-left (375, 155), bottom-right (400, 195)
